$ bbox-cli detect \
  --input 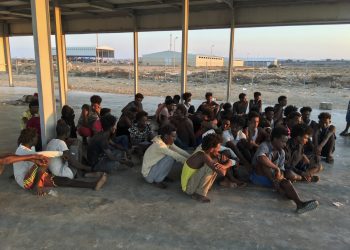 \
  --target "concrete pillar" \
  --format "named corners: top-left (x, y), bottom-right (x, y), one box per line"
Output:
top-left (227, 10), bottom-right (235, 102)
top-left (62, 34), bottom-right (69, 96)
top-left (0, 24), bottom-right (13, 87)
top-left (4, 36), bottom-right (13, 87)
top-left (30, 0), bottom-right (57, 147)
top-left (133, 31), bottom-right (139, 94)
top-left (54, 0), bottom-right (67, 108)
top-left (180, 0), bottom-right (189, 99)
top-left (0, 36), bottom-right (6, 72)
